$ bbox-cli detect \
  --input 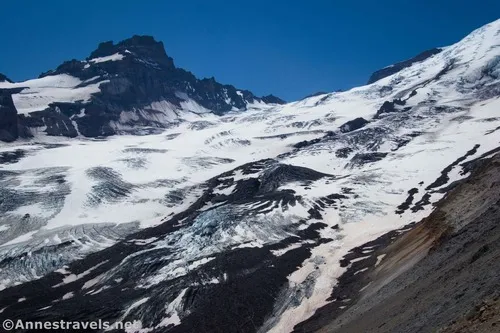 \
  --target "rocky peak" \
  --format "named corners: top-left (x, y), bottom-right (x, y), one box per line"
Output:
top-left (261, 94), bottom-right (286, 104)
top-left (88, 35), bottom-right (174, 69)
top-left (0, 73), bottom-right (12, 83)
top-left (3, 35), bottom-right (285, 141)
